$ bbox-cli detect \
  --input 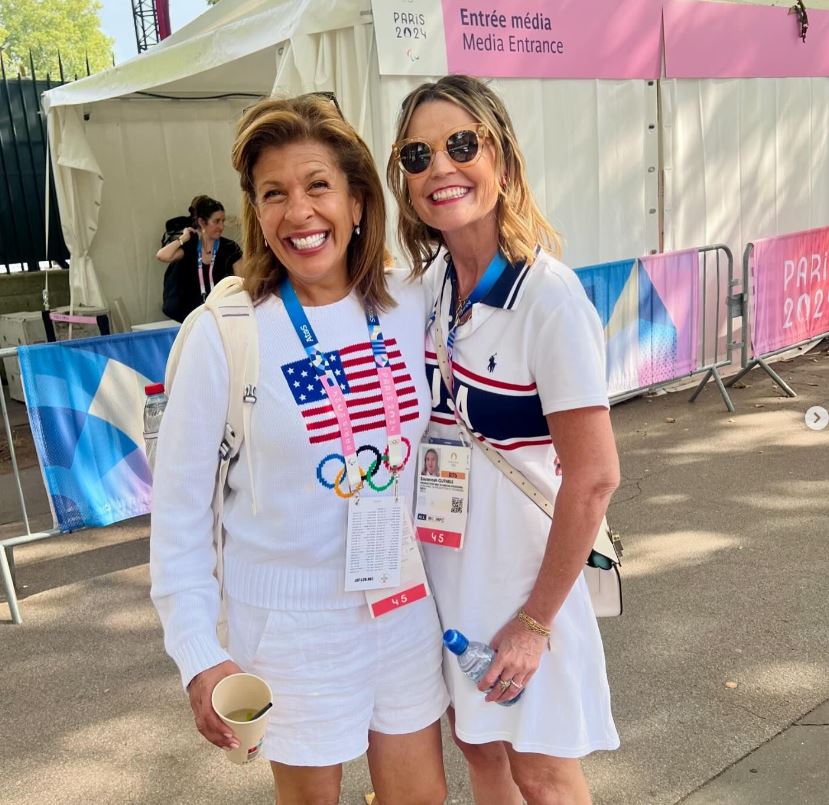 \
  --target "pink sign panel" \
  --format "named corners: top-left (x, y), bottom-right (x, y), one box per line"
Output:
top-left (665, 0), bottom-right (829, 79)
top-left (639, 250), bottom-right (700, 383)
top-left (750, 227), bottom-right (829, 358)
top-left (441, 0), bottom-right (662, 79)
